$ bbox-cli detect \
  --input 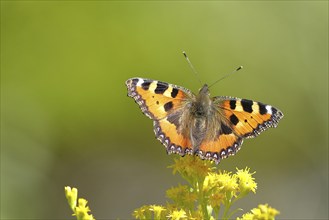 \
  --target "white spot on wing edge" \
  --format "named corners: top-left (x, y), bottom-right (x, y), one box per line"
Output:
top-left (136, 78), bottom-right (144, 86)
top-left (266, 105), bottom-right (272, 114)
